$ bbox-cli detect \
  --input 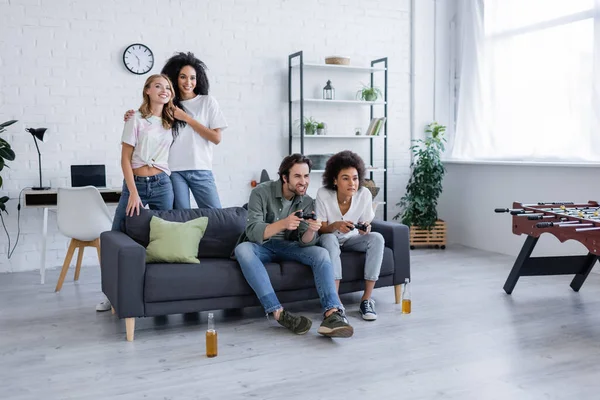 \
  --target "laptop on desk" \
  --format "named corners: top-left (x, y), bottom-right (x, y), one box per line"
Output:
top-left (70, 164), bottom-right (107, 188)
